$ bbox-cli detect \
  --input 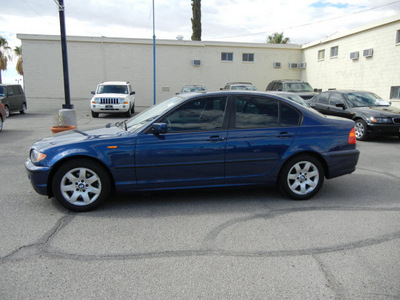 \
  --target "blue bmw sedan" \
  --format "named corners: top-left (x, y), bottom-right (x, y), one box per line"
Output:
top-left (26, 91), bottom-right (359, 211)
